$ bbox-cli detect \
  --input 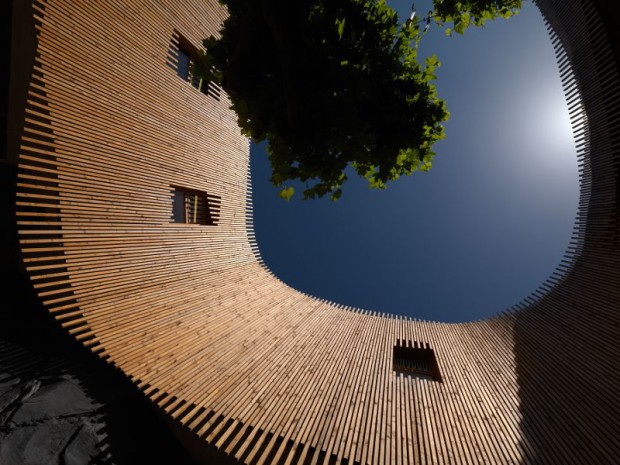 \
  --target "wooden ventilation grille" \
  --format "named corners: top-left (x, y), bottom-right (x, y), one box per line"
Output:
top-left (393, 340), bottom-right (442, 382)
top-left (172, 187), bottom-right (220, 225)
top-left (166, 30), bottom-right (221, 101)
